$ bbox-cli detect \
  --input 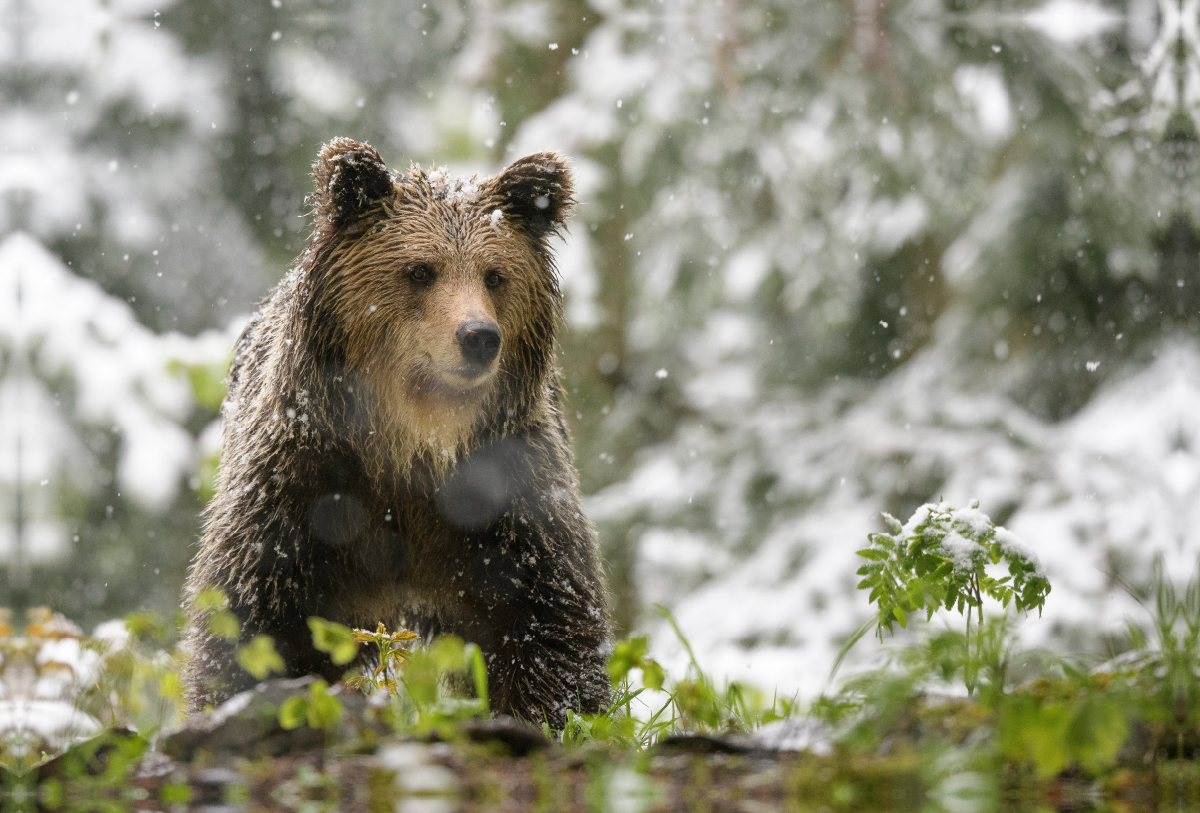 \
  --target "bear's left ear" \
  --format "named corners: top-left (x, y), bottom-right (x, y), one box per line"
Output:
top-left (489, 152), bottom-right (575, 240)
top-left (311, 137), bottom-right (394, 228)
